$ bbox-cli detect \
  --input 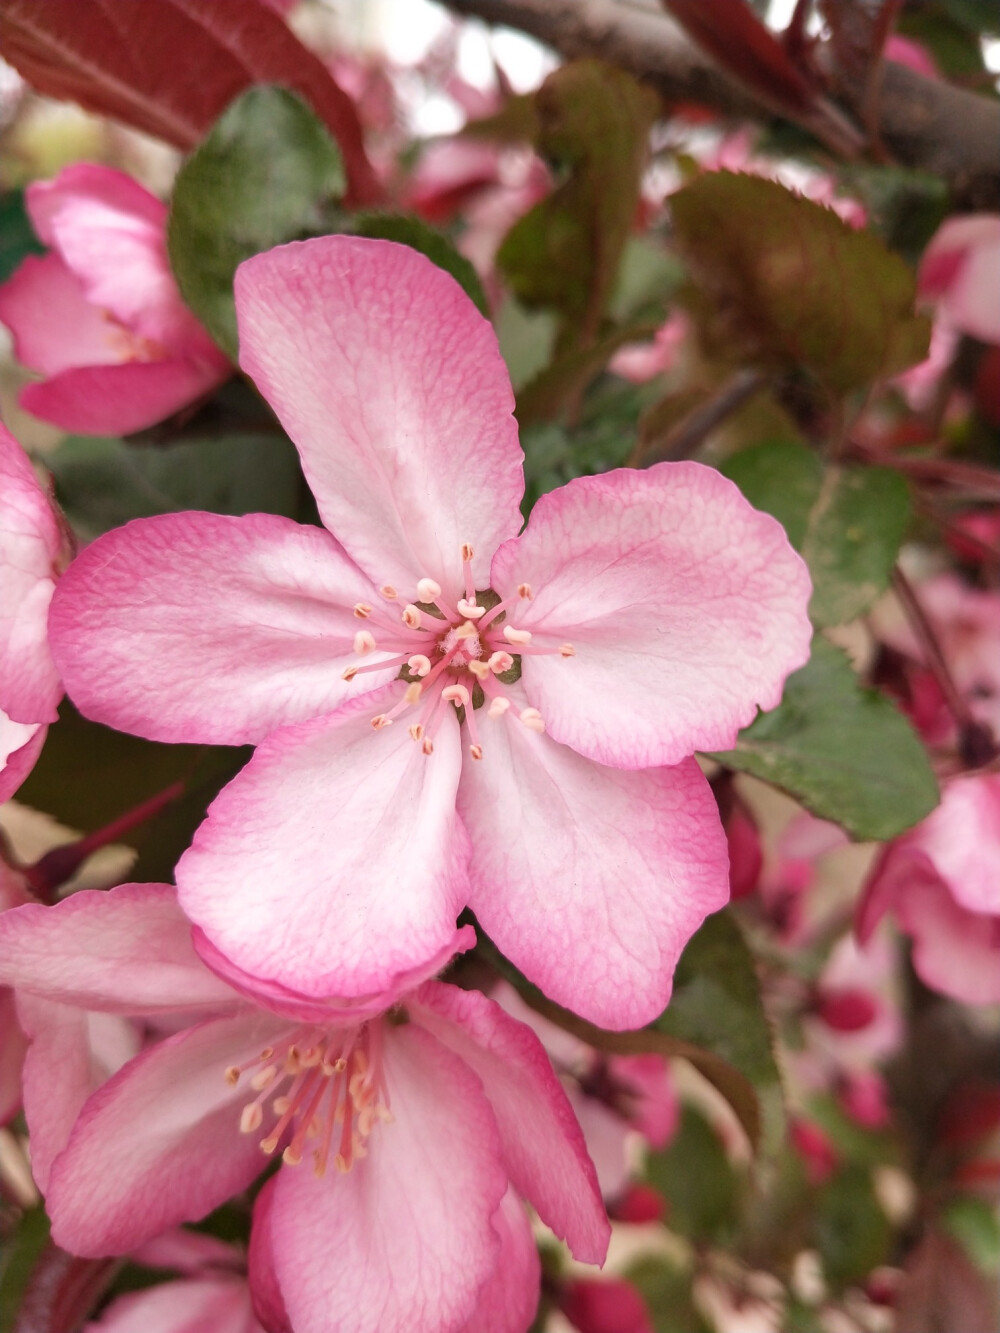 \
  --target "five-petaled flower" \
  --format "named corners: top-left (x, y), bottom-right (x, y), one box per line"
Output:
top-left (0, 883), bottom-right (608, 1333)
top-left (49, 236), bottom-right (812, 1029)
